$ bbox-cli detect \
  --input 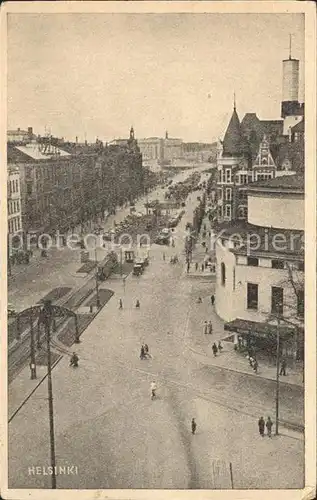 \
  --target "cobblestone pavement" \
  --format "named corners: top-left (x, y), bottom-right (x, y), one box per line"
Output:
top-left (7, 168), bottom-right (304, 490)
